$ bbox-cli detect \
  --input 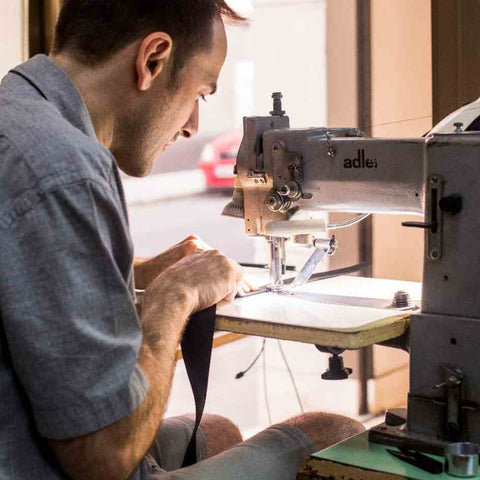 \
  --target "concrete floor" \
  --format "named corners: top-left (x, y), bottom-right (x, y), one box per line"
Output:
top-left (166, 335), bottom-right (380, 439)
